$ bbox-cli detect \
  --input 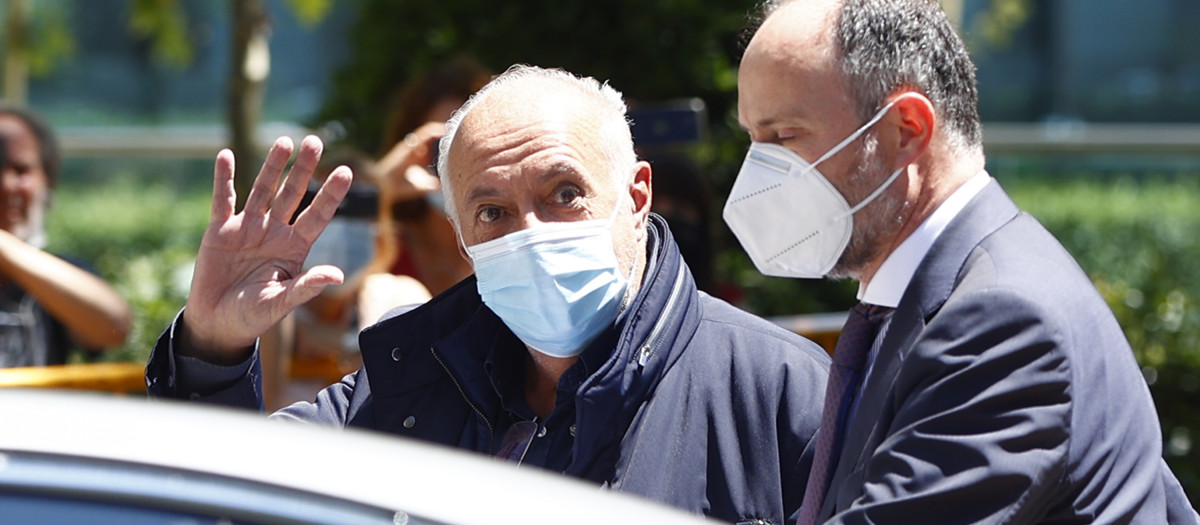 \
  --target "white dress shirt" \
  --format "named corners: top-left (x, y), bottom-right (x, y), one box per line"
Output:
top-left (847, 170), bottom-right (992, 426)
top-left (858, 170), bottom-right (993, 308)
